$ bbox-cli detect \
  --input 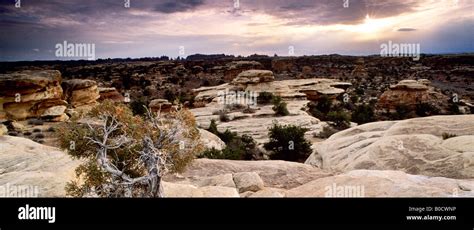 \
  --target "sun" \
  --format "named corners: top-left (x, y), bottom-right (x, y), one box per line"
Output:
top-left (360, 14), bottom-right (377, 33)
